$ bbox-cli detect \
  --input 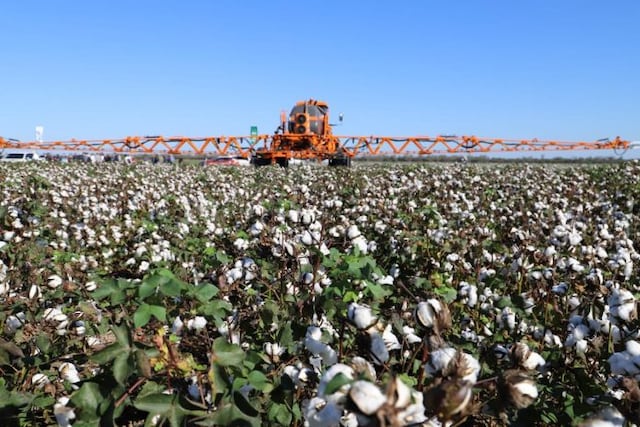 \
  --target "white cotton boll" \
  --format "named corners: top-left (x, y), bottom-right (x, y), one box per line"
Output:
top-left (349, 380), bottom-right (387, 415)
top-left (54, 396), bottom-right (76, 427)
top-left (596, 246), bottom-right (609, 259)
top-left (135, 245), bottom-right (147, 257)
top-left (226, 267), bottom-right (243, 284)
top-left (390, 264), bottom-right (400, 278)
top-left (415, 299), bottom-right (442, 329)
top-left (300, 231), bottom-right (313, 246)
top-left (31, 373), bottom-right (50, 389)
top-left (249, 221), bottom-right (264, 236)
top-left (568, 230), bottom-right (582, 246)
top-left (626, 340), bottom-right (640, 357)
top-left (609, 288), bottom-right (636, 322)
top-left (552, 283), bottom-right (568, 295)
top-left (466, 286), bottom-right (478, 307)
top-left (74, 321), bottom-right (86, 336)
top-left (370, 332), bottom-right (390, 365)
top-left (382, 324), bottom-right (401, 351)
top-left (347, 225), bottom-right (361, 240)
top-left (568, 295), bottom-right (581, 311)
top-left (288, 210), bottom-right (299, 223)
top-left (522, 351), bottom-right (546, 371)
top-left (301, 272), bottom-right (314, 285)
top-left (499, 307), bottom-right (516, 331)
top-left (529, 270), bottom-right (543, 281)
top-left (321, 345), bottom-right (338, 366)
top-left (446, 253), bottom-right (460, 263)
top-left (351, 236), bottom-right (368, 253)
top-left (252, 204), bottom-right (265, 217)
top-left (187, 316), bottom-right (207, 331)
top-left (303, 397), bottom-right (342, 427)
top-left (29, 284), bottom-right (42, 300)
top-left (459, 353), bottom-right (481, 383)
top-left (139, 260), bottom-right (150, 273)
top-left (402, 326), bottom-right (422, 344)
top-left (575, 339), bottom-right (588, 355)
top-left (6, 313), bottom-right (25, 333)
top-left (59, 362), bottom-right (81, 383)
top-left (347, 303), bottom-right (376, 330)
top-left (84, 281), bottom-right (97, 292)
top-left (544, 246), bottom-right (557, 258)
top-left (572, 324), bottom-right (591, 341)
top-left (47, 274), bottom-right (63, 289)
top-left (608, 351), bottom-right (633, 375)
top-left (301, 211), bottom-right (314, 225)
top-left (304, 326), bottom-right (328, 355)
top-left (233, 238), bottom-right (249, 251)
top-left (425, 347), bottom-right (456, 377)
top-left (512, 379), bottom-right (538, 400)
top-left (264, 342), bottom-right (285, 362)
top-left (544, 330), bottom-right (562, 347)
top-left (624, 262), bottom-right (633, 281)
top-left (376, 275), bottom-right (394, 285)
top-left (172, 316), bottom-right (184, 335)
